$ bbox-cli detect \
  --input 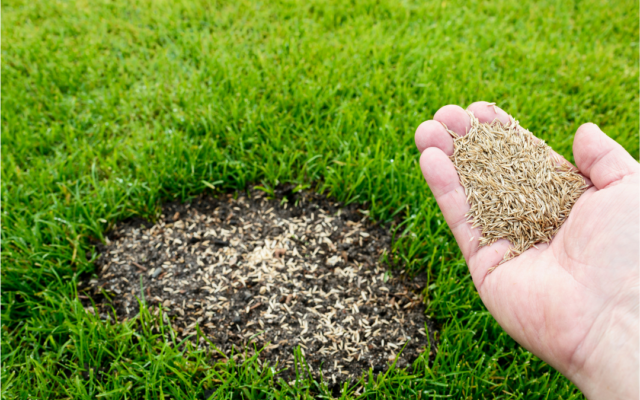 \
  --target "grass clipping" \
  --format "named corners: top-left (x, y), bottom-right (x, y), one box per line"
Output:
top-left (447, 112), bottom-right (588, 267)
